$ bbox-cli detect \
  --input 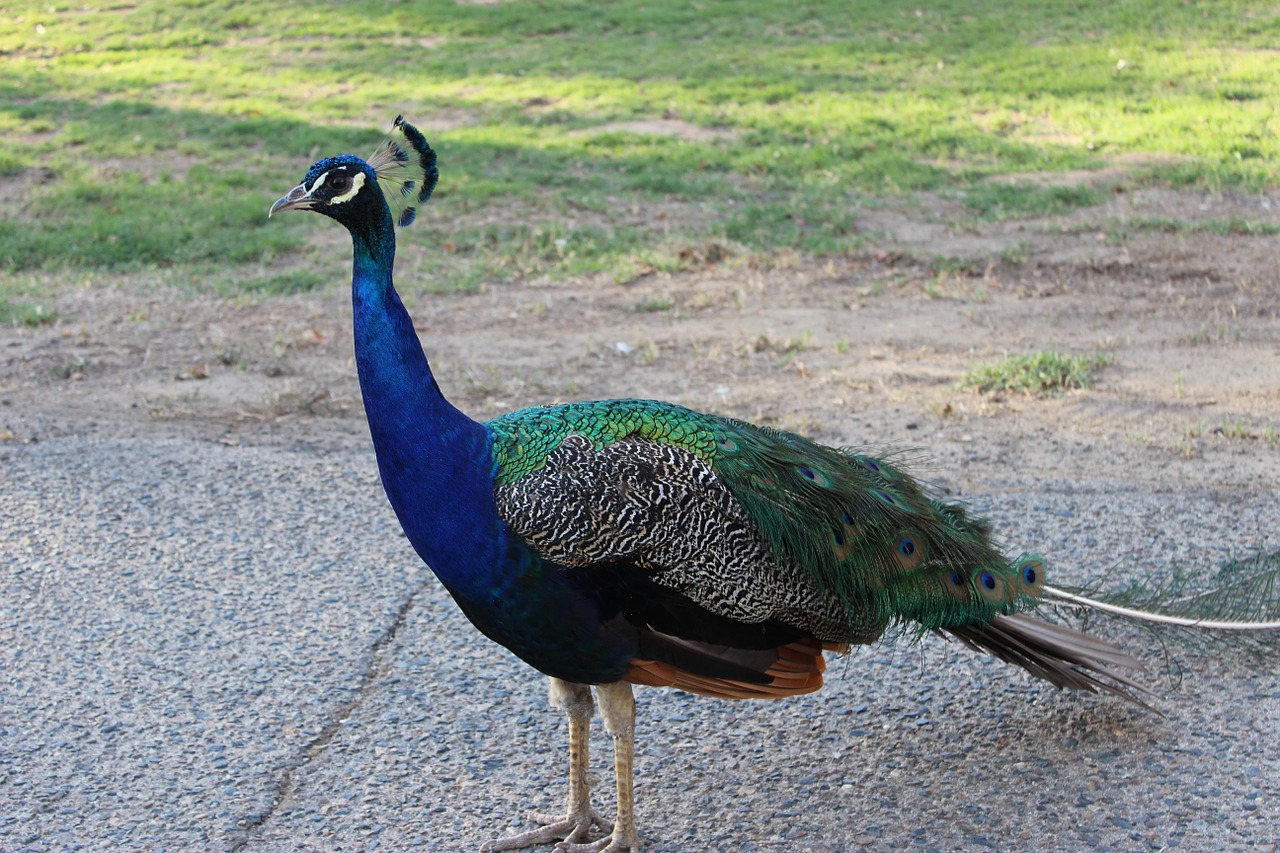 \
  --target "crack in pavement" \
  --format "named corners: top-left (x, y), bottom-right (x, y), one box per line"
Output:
top-left (227, 573), bottom-right (433, 850)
